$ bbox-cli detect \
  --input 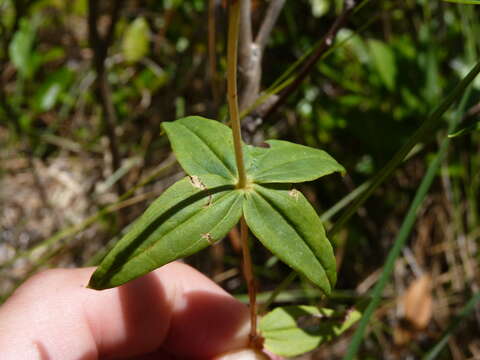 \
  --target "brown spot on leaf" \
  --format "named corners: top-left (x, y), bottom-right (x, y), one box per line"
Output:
top-left (288, 188), bottom-right (300, 201)
top-left (189, 175), bottom-right (212, 207)
top-left (189, 175), bottom-right (207, 190)
top-left (202, 232), bottom-right (215, 245)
